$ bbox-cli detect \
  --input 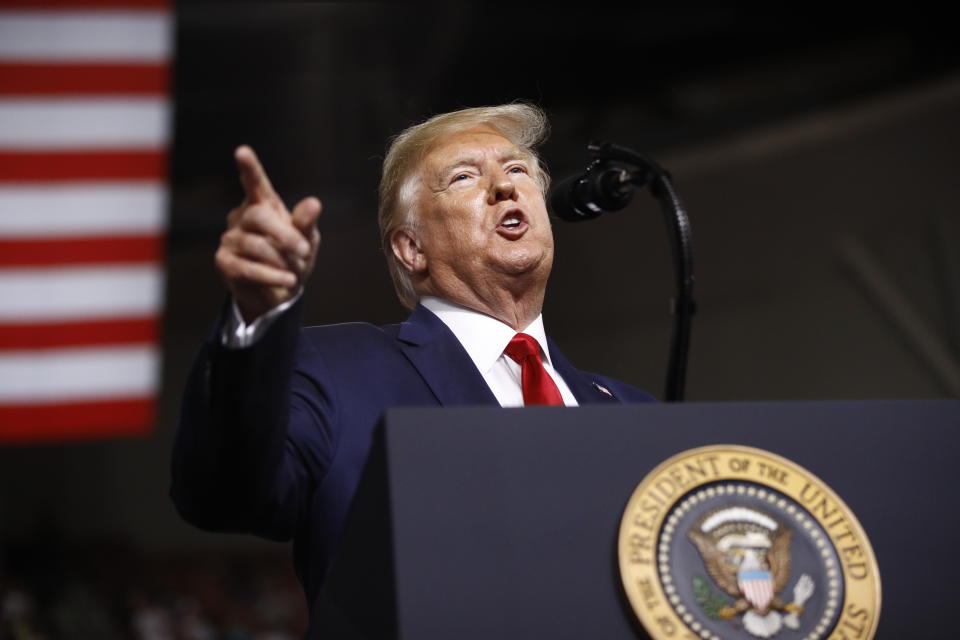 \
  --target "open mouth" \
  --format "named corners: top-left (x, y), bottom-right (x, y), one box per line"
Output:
top-left (496, 209), bottom-right (527, 235)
